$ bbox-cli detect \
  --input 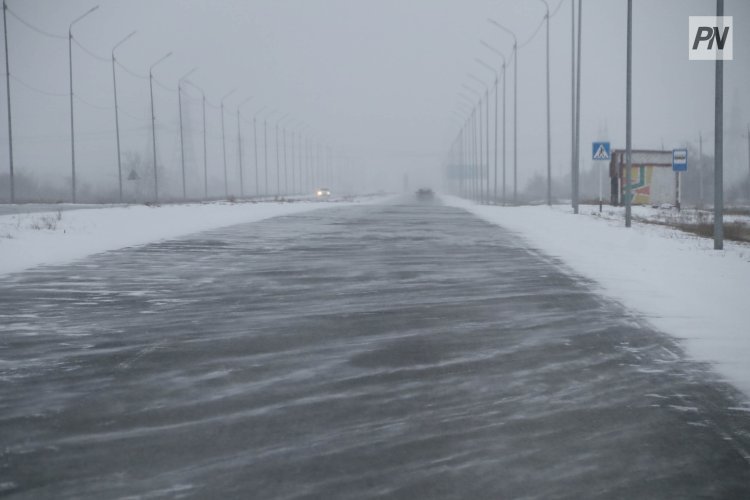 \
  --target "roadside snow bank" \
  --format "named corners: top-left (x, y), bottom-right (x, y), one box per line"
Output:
top-left (0, 200), bottom-right (357, 276)
top-left (444, 196), bottom-right (750, 398)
